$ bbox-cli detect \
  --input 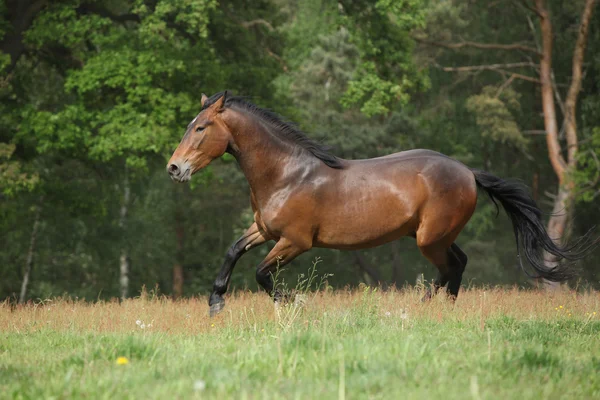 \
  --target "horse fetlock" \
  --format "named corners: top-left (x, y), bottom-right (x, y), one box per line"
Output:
top-left (209, 292), bottom-right (225, 306)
